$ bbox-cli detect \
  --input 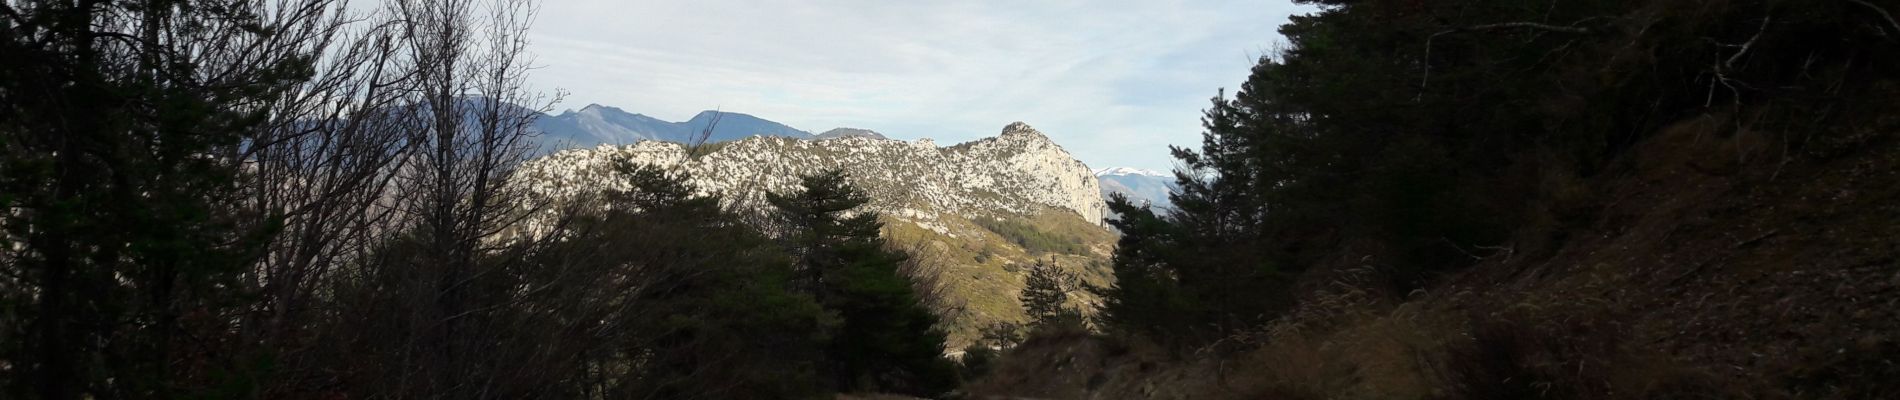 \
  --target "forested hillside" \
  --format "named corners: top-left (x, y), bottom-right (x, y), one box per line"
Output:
top-left (969, 0), bottom-right (1900, 398)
